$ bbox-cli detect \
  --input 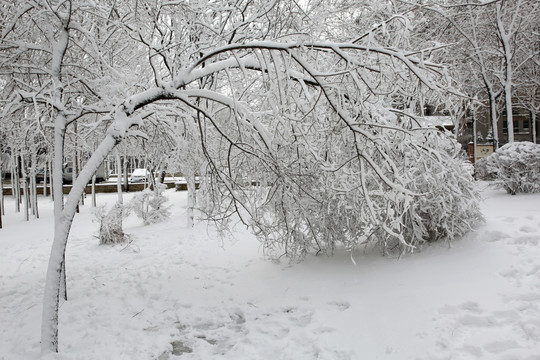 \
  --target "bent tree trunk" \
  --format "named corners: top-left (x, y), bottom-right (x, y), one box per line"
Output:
top-left (40, 102), bottom-right (149, 353)
top-left (41, 134), bottom-right (118, 353)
